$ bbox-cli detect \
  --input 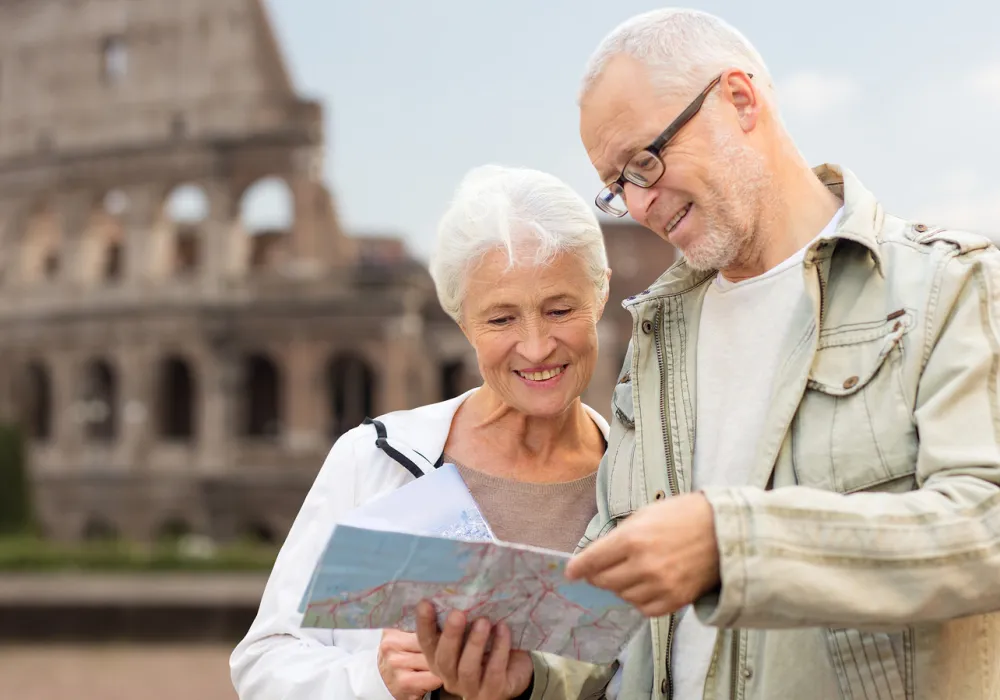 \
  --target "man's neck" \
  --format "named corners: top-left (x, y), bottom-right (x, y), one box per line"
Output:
top-left (721, 159), bottom-right (842, 283)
